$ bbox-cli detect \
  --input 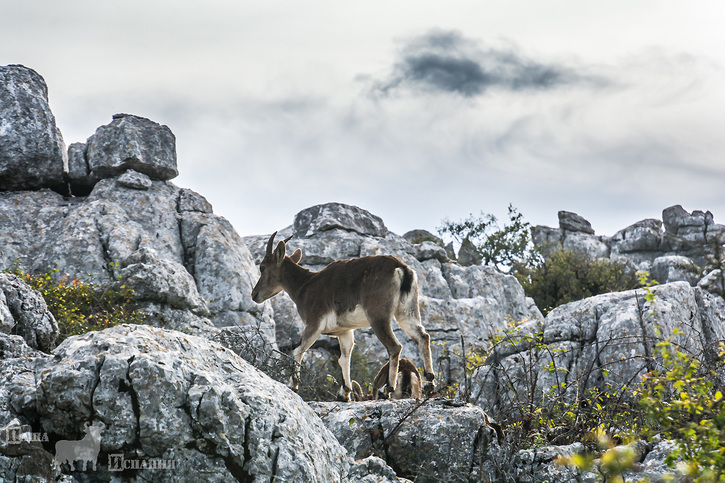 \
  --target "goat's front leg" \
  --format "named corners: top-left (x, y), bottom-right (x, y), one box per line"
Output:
top-left (290, 324), bottom-right (322, 391)
top-left (336, 331), bottom-right (355, 402)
